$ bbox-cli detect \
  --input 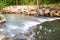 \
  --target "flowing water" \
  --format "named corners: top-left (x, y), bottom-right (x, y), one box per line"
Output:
top-left (0, 14), bottom-right (60, 40)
